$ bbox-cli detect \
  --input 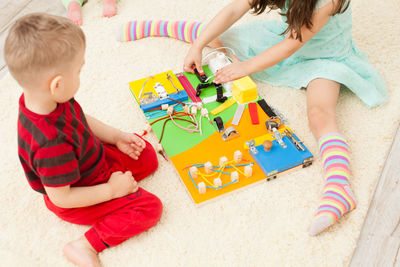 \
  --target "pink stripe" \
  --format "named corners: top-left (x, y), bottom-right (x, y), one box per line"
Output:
top-left (322, 146), bottom-right (349, 154)
top-left (321, 146), bottom-right (349, 158)
top-left (326, 163), bottom-right (349, 172)
top-left (155, 20), bottom-right (162, 36)
top-left (126, 21), bottom-right (132, 41)
top-left (140, 20), bottom-right (146, 39)
top-left (315, 208), bottom-right (338, 221)
top-left (173, 21), bottom-right (179, 39)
